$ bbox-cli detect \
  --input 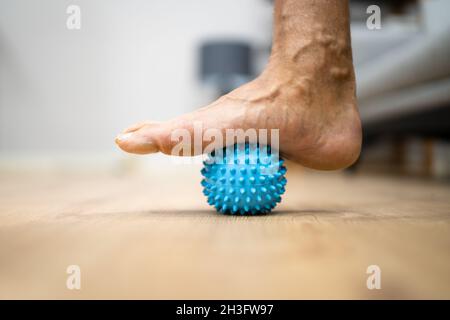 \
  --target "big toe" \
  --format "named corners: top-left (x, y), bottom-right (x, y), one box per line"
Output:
top-left (115, 122), bottom-right (163, 154)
